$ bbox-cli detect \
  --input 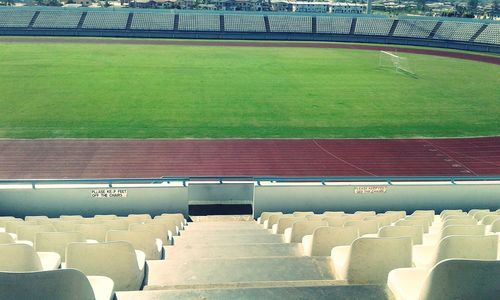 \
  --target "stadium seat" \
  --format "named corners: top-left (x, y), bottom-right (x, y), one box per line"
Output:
top-left (106, 230), bottom-right (162, 260)
top-left (257, 212), bottom-right (282, 225)
top-left (395, 219), bottom-right (429, 233)
top-left (0, 243), bottom-right (60, 271)
top-left (305, 214), bottom-right (326, 221)
top-left (343, 220), bottom-right (379, 235)
top-left (480, 215), bottom-right (500, 225)
top-left (16, 224), bottom-right (56, 243)
top-left (322, 211), bottom-right (345, 217)
top-left (473, 211), bottom-right (495, 221)
top-left (413, 234), bottom-right (498, 268)
top-left (423, 224), bottom-right (485, 245)
top-left (364, 215), bottom-right (391, 227)
top-left (25, 216), bottom-right (51, 224)
top-left (442, 218), bottom-right (477, 227)
top-left (129, 223), bottom-right (171, 245)
top-left (302, 226), bottom-right (358, 256)
top-left (34, 231), bottom-right (86, 262)
top-left (94, 215), bottom-right (118, 221)
top-left (388, 259), bottom-right (500, 300)
top-left (490, 219), bottom-right (500, 232)
top-left (75, 224), bottom-right (110, 242)
top-left (65, 241), bottom-right (145, 291)
top-left (265, 213), bottom-right (291, 229)
top-left (5, 220), bottom-right (37, 234)
top-left (292, 211), bottom-right (314, 218)
top-left (378, 225), bottom-right (423, 245)
top-left (354, 211), bottom-right (376, 216)
top-left (272, 217), bottom-right (306, 234)
top-left (99, 220), bottom-right (129, 231)
top-left (0, 232), bottom-right (15, 244)
top-left (60, 215), bottom-right (84, 221)
top-left (331, 237), bottom-right (412, 284)
top-left (323, 216), bottom-right (348, 227)
top-left (284, 220), bottom-right (328, 243)
top-left (149, 218), bottom-right (179, 236)
top-left (0, 216), bottom-right (18, 228)
top-left (440, 209), bottom-right (463, 218)
top-left (159, 213), bottom-right (186, 229)
top-left (127, 214), bottom-right (152, 222)
top-left (52, 220), bottom-right (79, 232)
